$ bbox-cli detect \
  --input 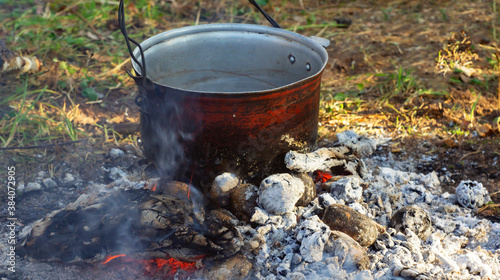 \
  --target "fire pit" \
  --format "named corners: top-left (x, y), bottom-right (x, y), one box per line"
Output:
top-left (7, 130), bottom-right (500, 280)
